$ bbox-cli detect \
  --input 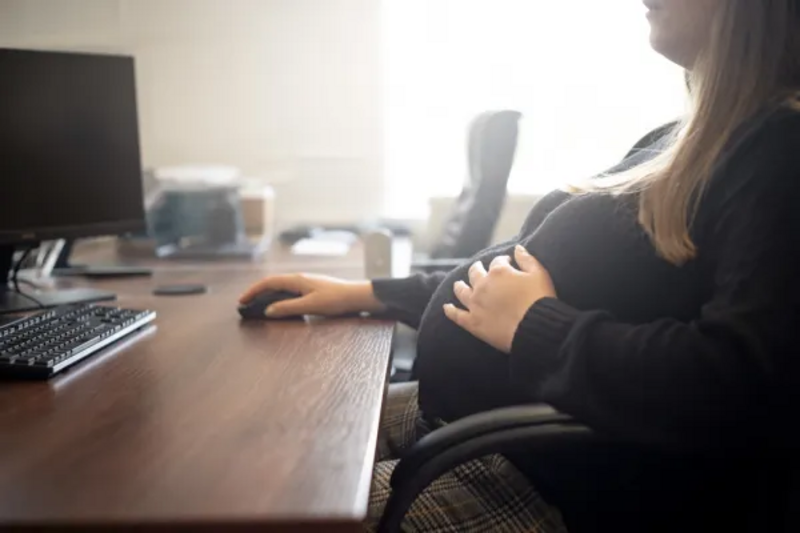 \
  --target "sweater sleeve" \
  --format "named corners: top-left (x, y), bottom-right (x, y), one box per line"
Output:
top-left (509, 110), bottom-right (800, 452)
top-left (371, 272), bottom-right (449, 328)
